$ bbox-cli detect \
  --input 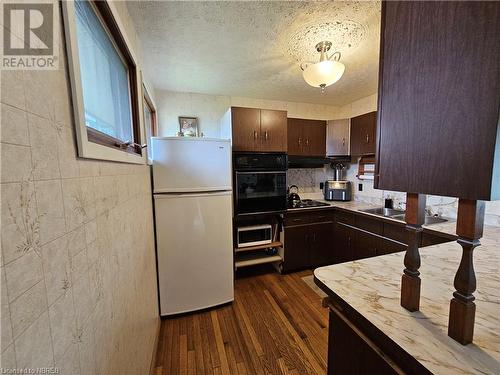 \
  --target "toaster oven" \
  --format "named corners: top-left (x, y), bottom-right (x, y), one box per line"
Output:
top-left (236, 224), bottom-right (272, 248)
